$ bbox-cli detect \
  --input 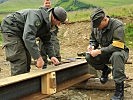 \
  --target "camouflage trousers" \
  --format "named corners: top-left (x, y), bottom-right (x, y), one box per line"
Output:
top-left (2, 33), bottom-right (31, 76)
top-left (85, 50), bottom-right (129, 83)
